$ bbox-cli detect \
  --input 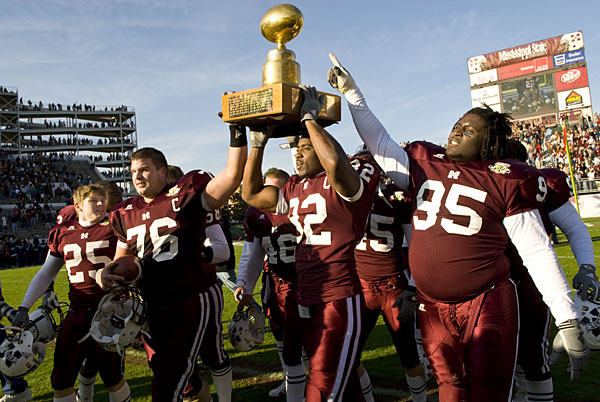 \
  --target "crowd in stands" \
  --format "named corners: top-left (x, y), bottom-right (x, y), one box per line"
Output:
top-left (513, 113), bottom-right (600, 180)
top-left (92, 152), bottom-right (129, 162)
top-left (0, 235), bottom-right (48, 269)
top-left (32, 119), bottom-right (134, 129)
top-left (17, 98), bottom-right (132, 113)
top-left (17, 135), bottom-right (132, 149)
